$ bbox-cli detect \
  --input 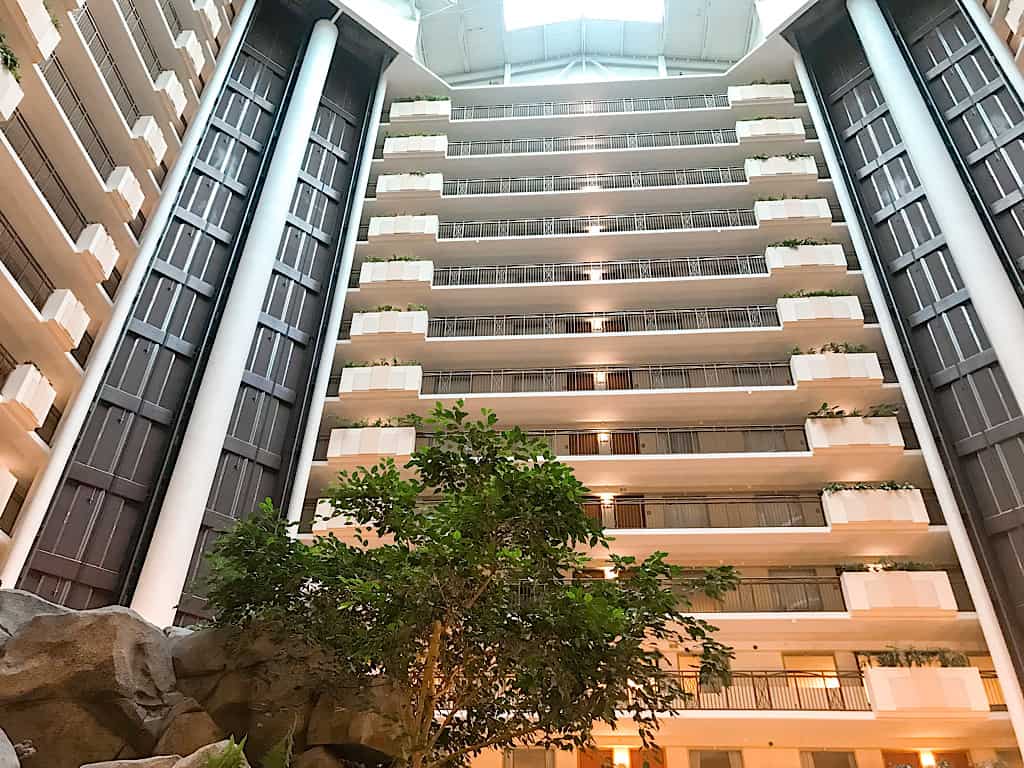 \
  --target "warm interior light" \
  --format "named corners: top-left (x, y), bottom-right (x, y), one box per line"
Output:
top-left (599, 492), bottom-right (616, 503)
top-left (590, 317), bottom-right (604, 331)
top-left (587, 224), bottom-right (603, 234)
top-left (595, 371), bottom-right (607, 383)
top-left (598, 431), bottom-right (611, 443)
top-left (603, 566), bottom-right (618, 580)
top-left (919, 753), bottom-right (936, 768)
top-left (588, 268), bottom-right (604, 281)
top-left (613, 747), bottom-right (632, 768)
